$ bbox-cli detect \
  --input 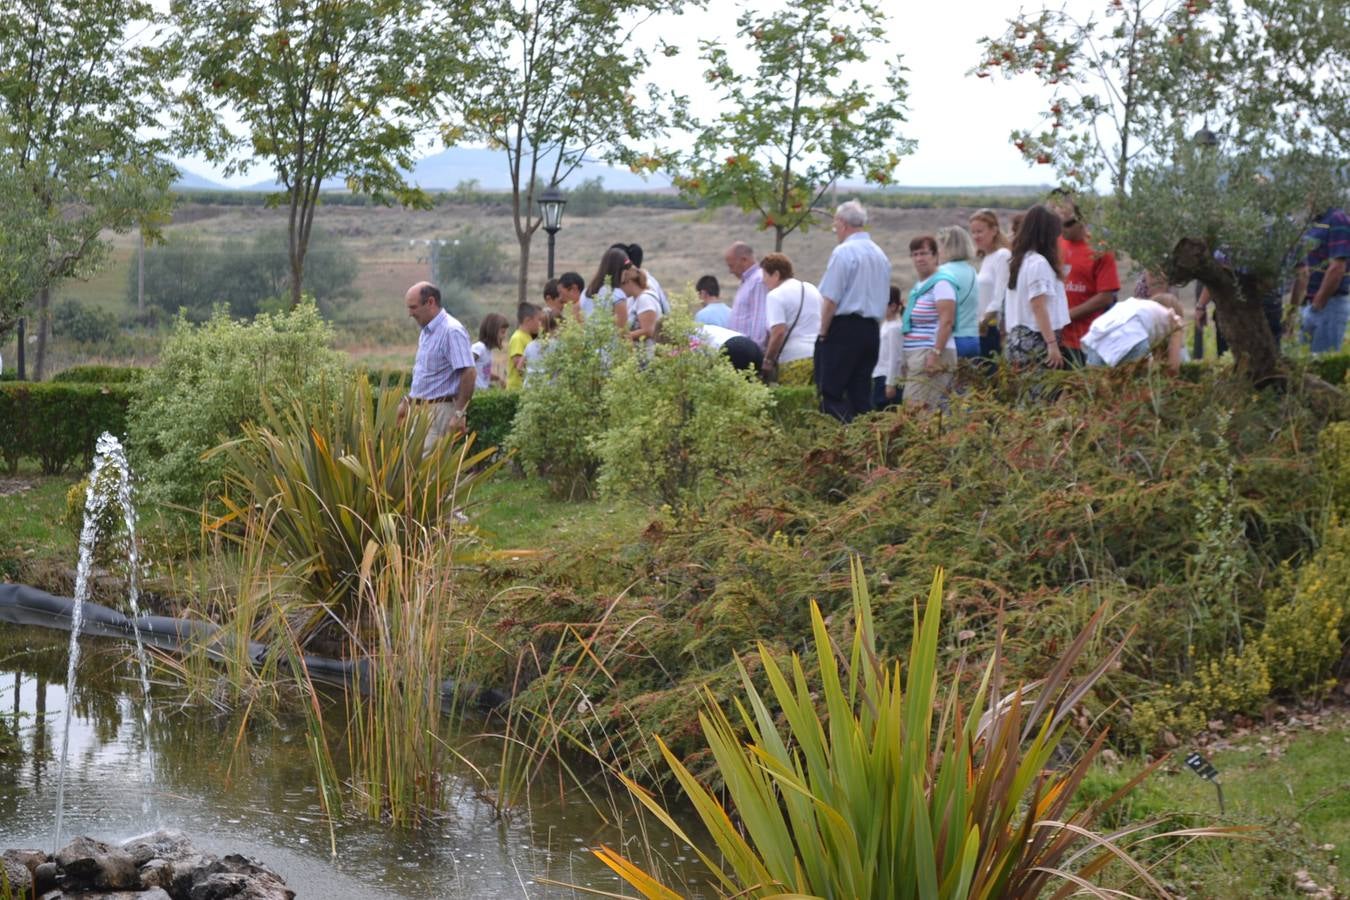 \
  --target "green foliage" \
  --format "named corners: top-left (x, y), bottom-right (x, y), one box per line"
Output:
top-left (128, 303), bottom-right (347, 505)
top-left (169, 0), bottom-right (434, 306)
top-left (63, 470), bottom-right (130, 567)
top-left (0, 162), bottom-right (49, 336)
top-left (51, 299), bottom-right (120, 345)
top-left (509, 315), bottom-right (632, 498)
top-left (600, 564), bottom-right (1215, 899)
top-left (435, 0), bottom-right (688, 302)
top-left (210, 374), bottom-right (497, 620)
top-left (464, 389), bottom-right (519, 454)
top-left (975, 0), bottom-right (1347, 381)
top-left (678, 0), bottom-right (912, 248)
top-left (0, 383), bottom-right (133, 475)
top-left (133, 229), bottom-right (359, 319)
top-left (0, 0), bottom-right (175, 375)
top-left (435, 227), bottom-right (503, 287)
top-left (475, 369), bottom-right (1334, 782)
top-left (51, 365), bottom-right (147, 384)
top-left (565, 176), bottom-right (610, 217)
top-left (594, 316), bottom-right (773, 507)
